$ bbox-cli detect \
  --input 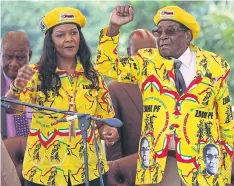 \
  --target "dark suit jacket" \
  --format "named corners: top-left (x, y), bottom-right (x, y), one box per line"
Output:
top-left (1, 71), bottom-right (7, 139)
top-left (106, 81), bottom-right (143, 161)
